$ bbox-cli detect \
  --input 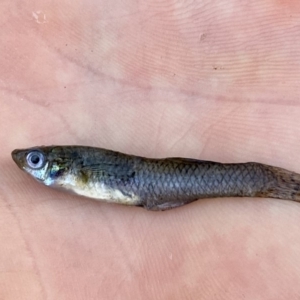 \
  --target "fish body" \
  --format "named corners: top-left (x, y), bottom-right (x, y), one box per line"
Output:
top-left (11, 146), bottom-right (300, 210)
